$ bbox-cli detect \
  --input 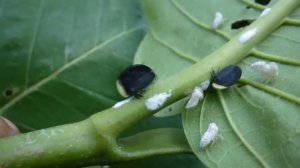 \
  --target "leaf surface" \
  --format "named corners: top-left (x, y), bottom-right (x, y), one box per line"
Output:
top-left (139, 0), bottom-right (300, 167)
top-left (0, 0), bottom-right (145, 131)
